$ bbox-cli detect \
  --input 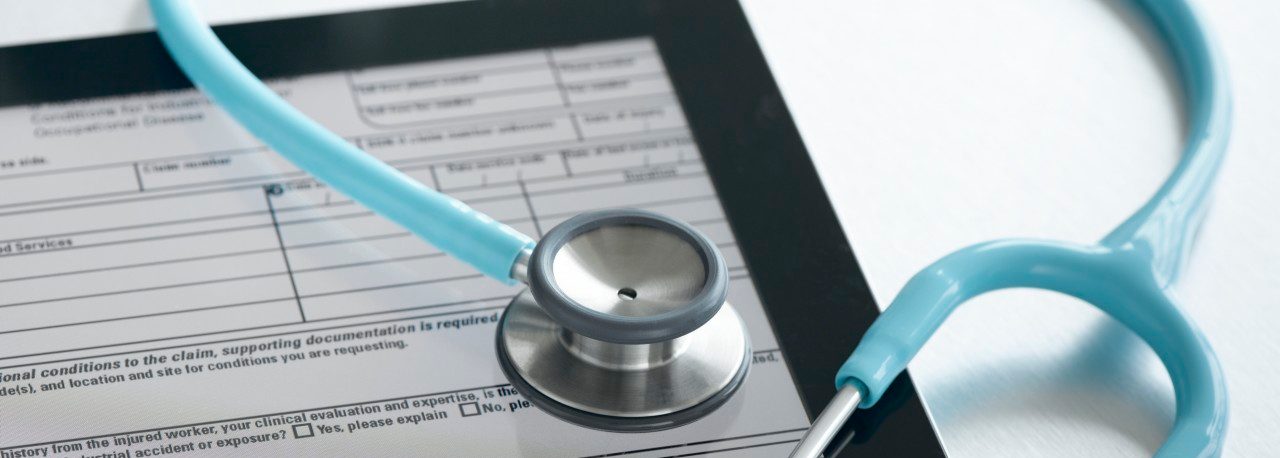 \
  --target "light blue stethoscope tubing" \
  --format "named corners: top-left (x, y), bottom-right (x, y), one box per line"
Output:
top-left (834, 0), bottom-right (1230, 456)
top-left (149, 0), bottom-right (1230, 453)
top-left (148, 0), bottom-right (535, 283)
